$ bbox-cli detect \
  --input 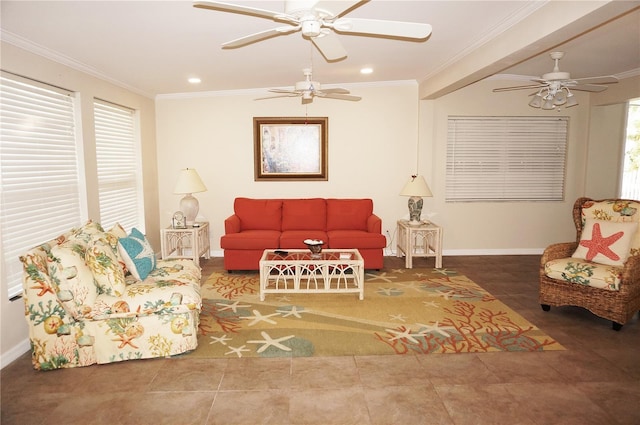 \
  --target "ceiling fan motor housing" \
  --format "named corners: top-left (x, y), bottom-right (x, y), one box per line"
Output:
top-left (295, 80), bottom-right (320, 91)
top-left (542, 71), bottom-right (571, 81)
top-left (301, 19), bottom-right (322, 37)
